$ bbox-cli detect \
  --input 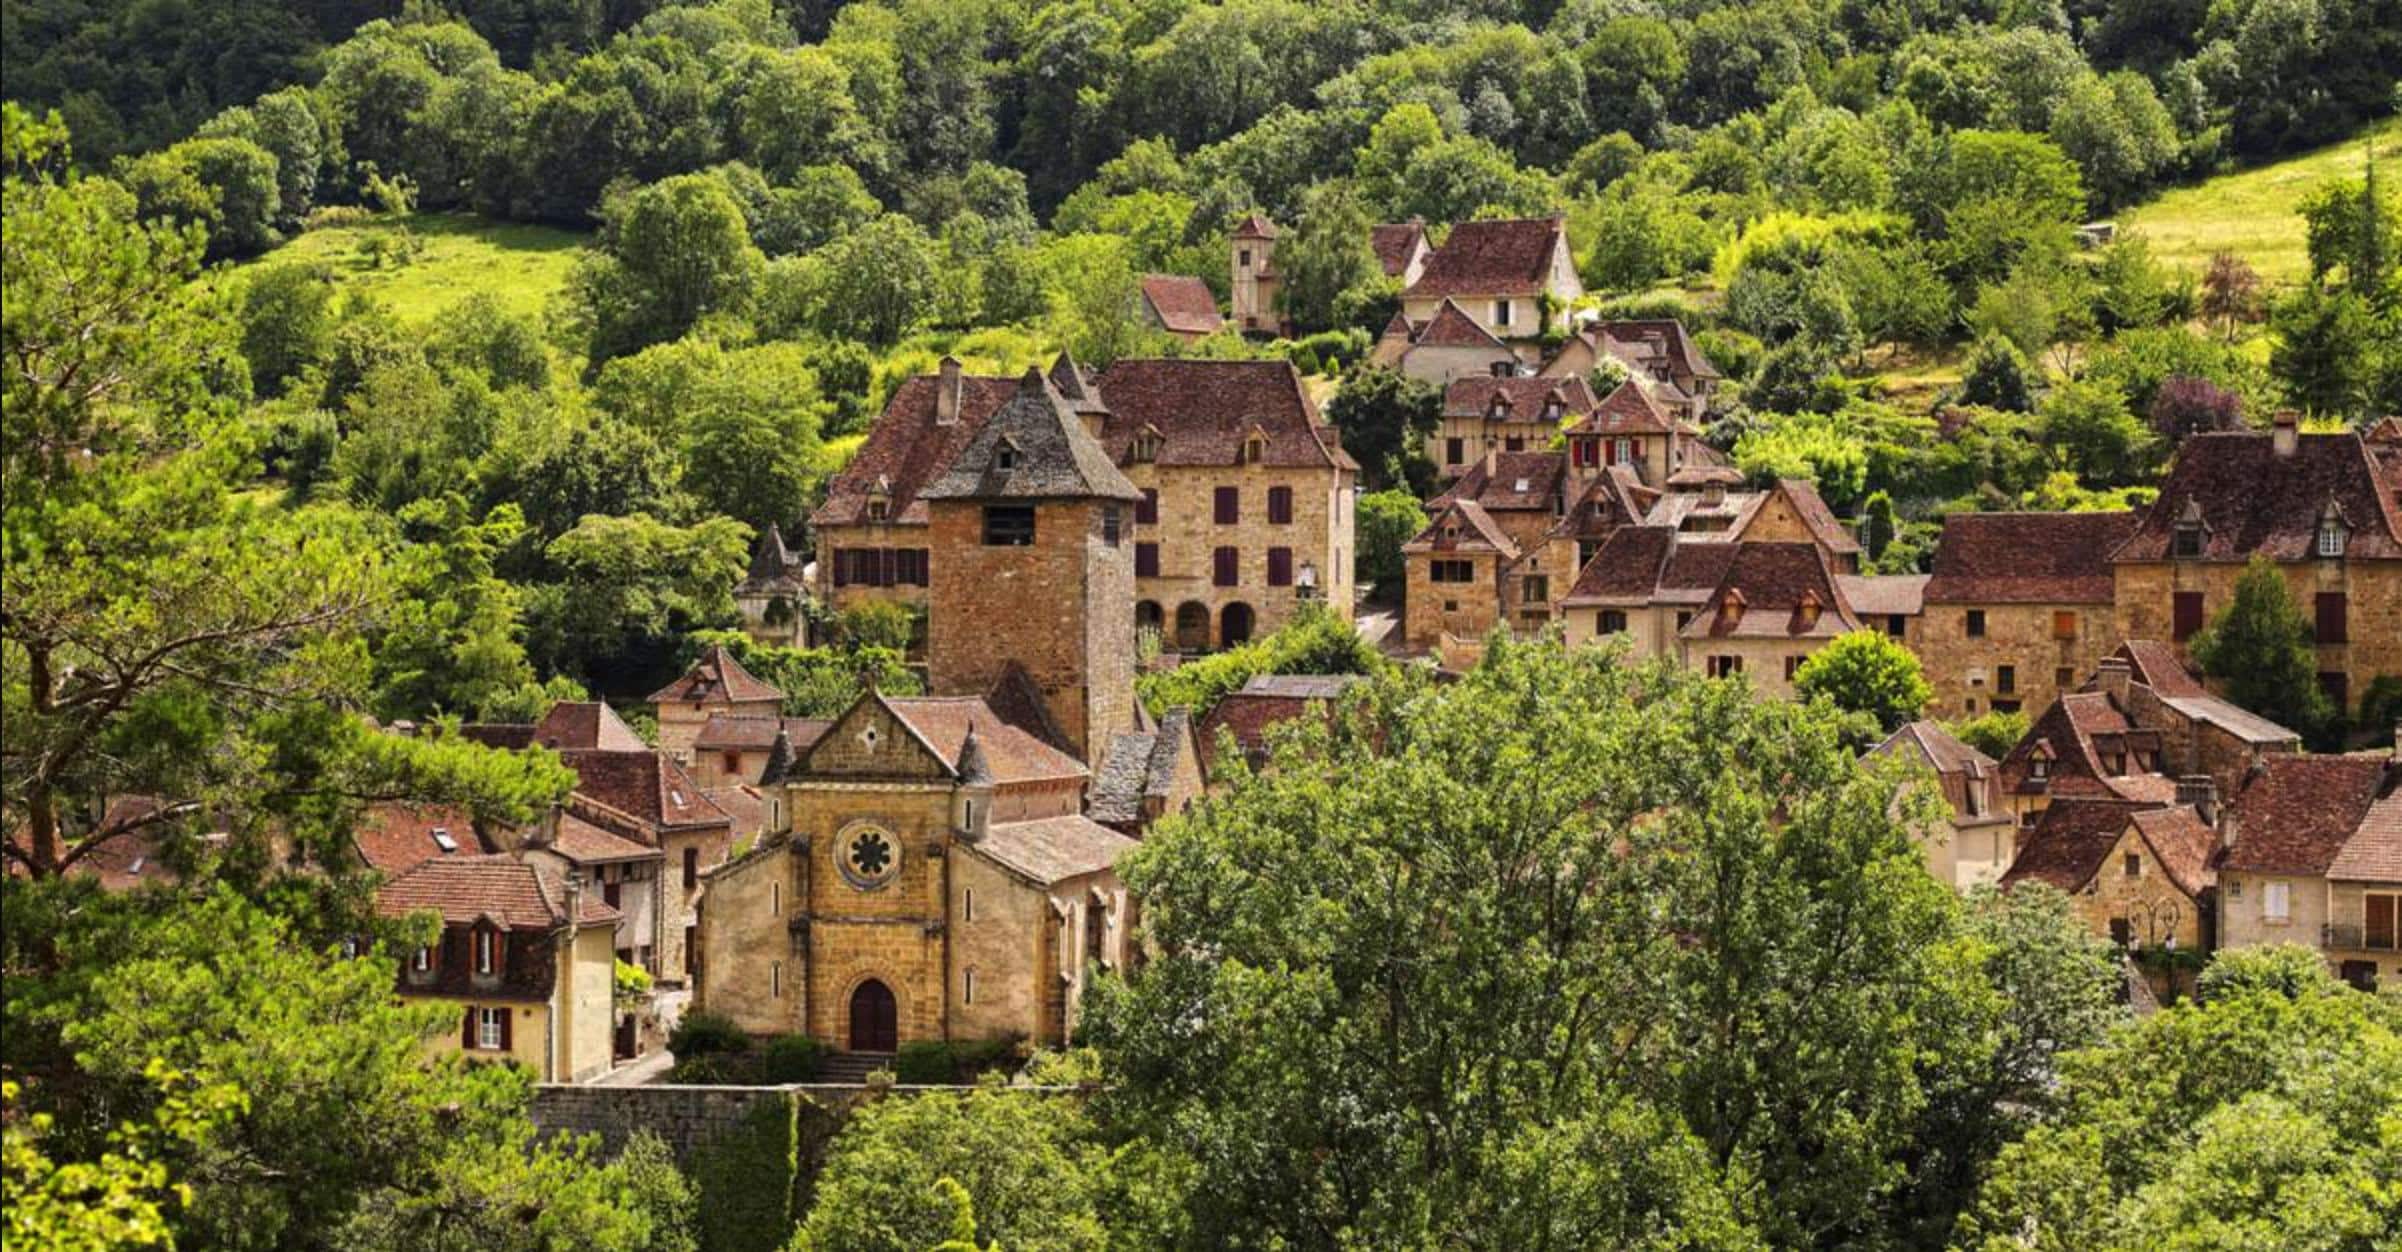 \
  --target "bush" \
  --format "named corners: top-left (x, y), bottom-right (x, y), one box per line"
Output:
top-left (668, 1011), bottom-right (750, 1060)
top-left (895, 1041), bottom-right (957, 1084)
top-left (1135, 602), bottom-right (1386, 718)
top-left (1290, 328), bottom-right (1369, 374)
top-left (1587, 291), bottom-right (1714, 328)
top-left (760, 1033), bottom-right (830, 1083)
top-left (2357, 675), bottom-right (2402, 740)
top-left (1948, 710), bottom-right (2030, 760)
